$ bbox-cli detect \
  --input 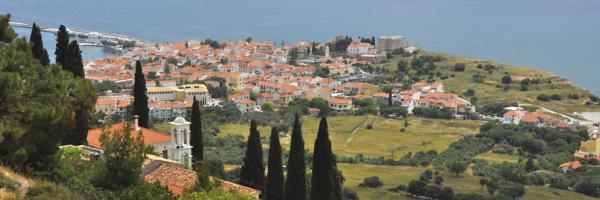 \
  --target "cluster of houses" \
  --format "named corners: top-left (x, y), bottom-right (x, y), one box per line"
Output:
top-left (559, 124), bottom-right (600, 173)
top-left (502, 108), bottom-right (571, 130)
top-left (88, 35), bottom-right (475, 122)
top-left (574, 123), bottom-right (600, 160)
top-left (500, 107), bottom-right (600, 172)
